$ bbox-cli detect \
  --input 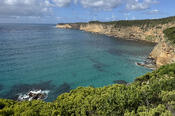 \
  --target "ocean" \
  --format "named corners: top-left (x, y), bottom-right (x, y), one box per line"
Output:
top-left (0, 24), bottom-right (155, 101)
